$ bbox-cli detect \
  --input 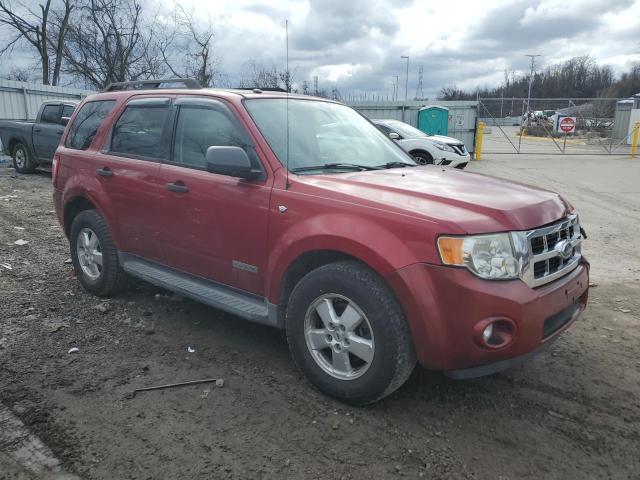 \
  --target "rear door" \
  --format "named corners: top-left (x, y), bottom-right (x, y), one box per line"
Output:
top-left (93, 97), bottom-right (173, 262)
top-left (34, 104), bottom-right (65, 161)
top-left (156, 97), bottom-right (272, 294)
